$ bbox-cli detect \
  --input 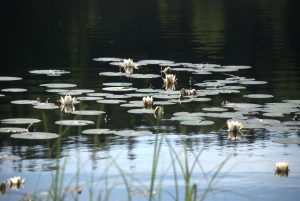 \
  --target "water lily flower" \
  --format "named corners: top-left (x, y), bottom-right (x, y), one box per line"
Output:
top-left (188, 88), bottom-right (197, 96)
top-left (227, 131), bottom-right (242, 141)
top-left (143, 96), bottom-right (153, 107)
top-left (227, 120), bottom-right (243, 133)
top-left (275, 162), bottom-right (289, 173)
top-left (161, 66), bottom-right (171, 75)
top-left (59, 95), bottom-right (76, 106)
top-left (7, 176), bottom-right (25, 189)
top-left (163, 74), bottom-right (177, 91)
top-left (120, 58), bottom-right (138, 74)
top-left (154, 106), bottom-right (164, 119)
top-left (180, 88), bottom-right (187, 99)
